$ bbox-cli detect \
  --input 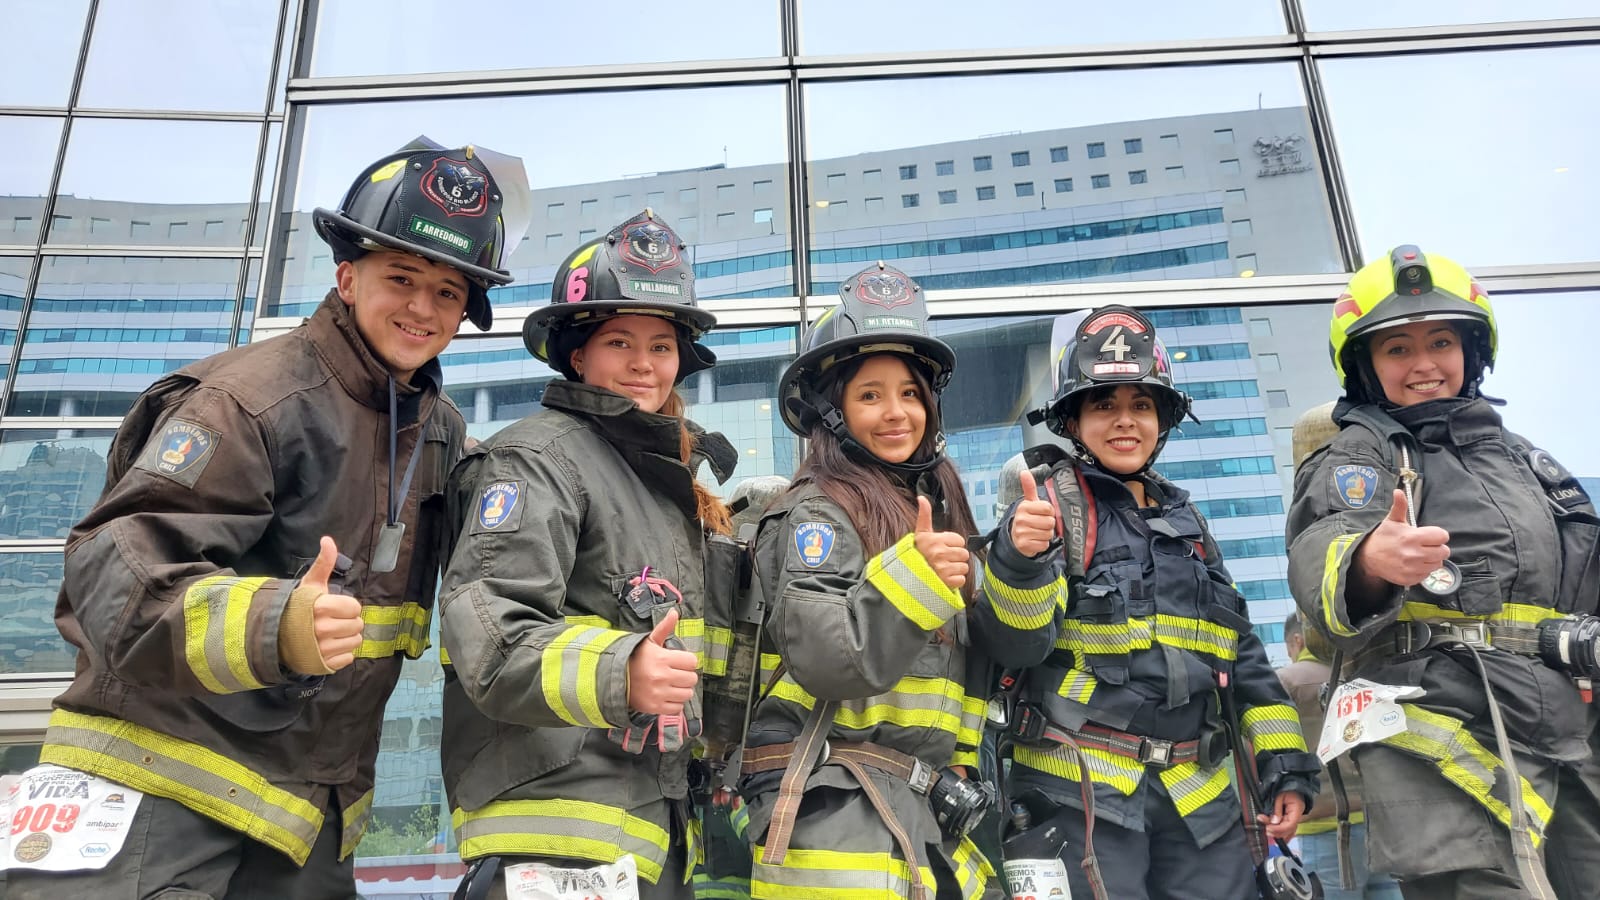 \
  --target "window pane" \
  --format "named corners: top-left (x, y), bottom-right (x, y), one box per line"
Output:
top-left (53, 119), bottom-right (260, 249)
top-left (309, 0), bottom-right (780, 76)
top-left (0, 430), bottom-right (114, 540)
top-left (1304, 0), bottom-right (1594, 30)
top-left (0, 551), bottom-right (74, 674)
top-left (0, 117), bottom-right (65, 245)
top-left (1323, 46), bottom-right (1600, 267)
top-left (269, 86), bottom-right (790, 318)
top-left (936, 160), bottom-right (955, 176)
top-left (804, 66), bottom-right (1341, 291)
top-left (801, 0), bottom-right (1284, 54)
top-left (78, 0), bottom-right (278, 112)
top-left (0, 258), bottom-right (29, 388)
top-left (0, 1), bottom-right (89, 107)
top-left (9, 257), bottom-right (239, 416)
top-left (1486, 290), bottom-right (1600, 476)
top-left (1012, 151), bottom-right (1031, 167)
